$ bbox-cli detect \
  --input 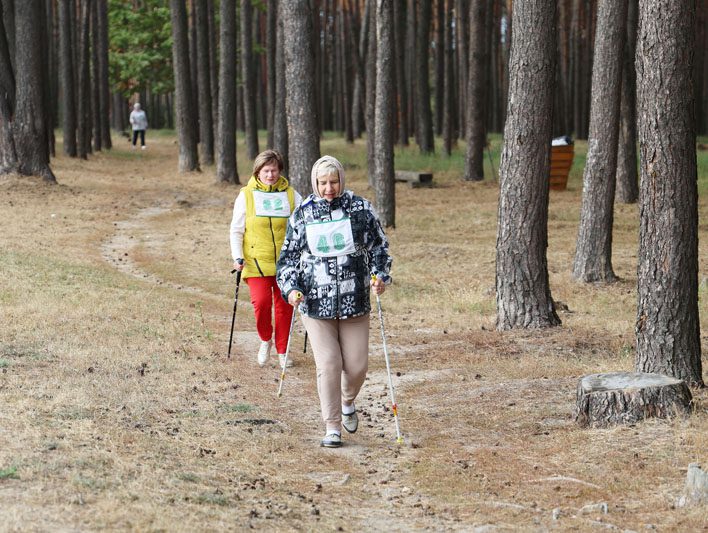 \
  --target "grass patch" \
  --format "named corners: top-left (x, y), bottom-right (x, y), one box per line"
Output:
top-left (220, 403), bottom-right (255, 413)
top-left (0, 466), bottom-right (19, 480)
